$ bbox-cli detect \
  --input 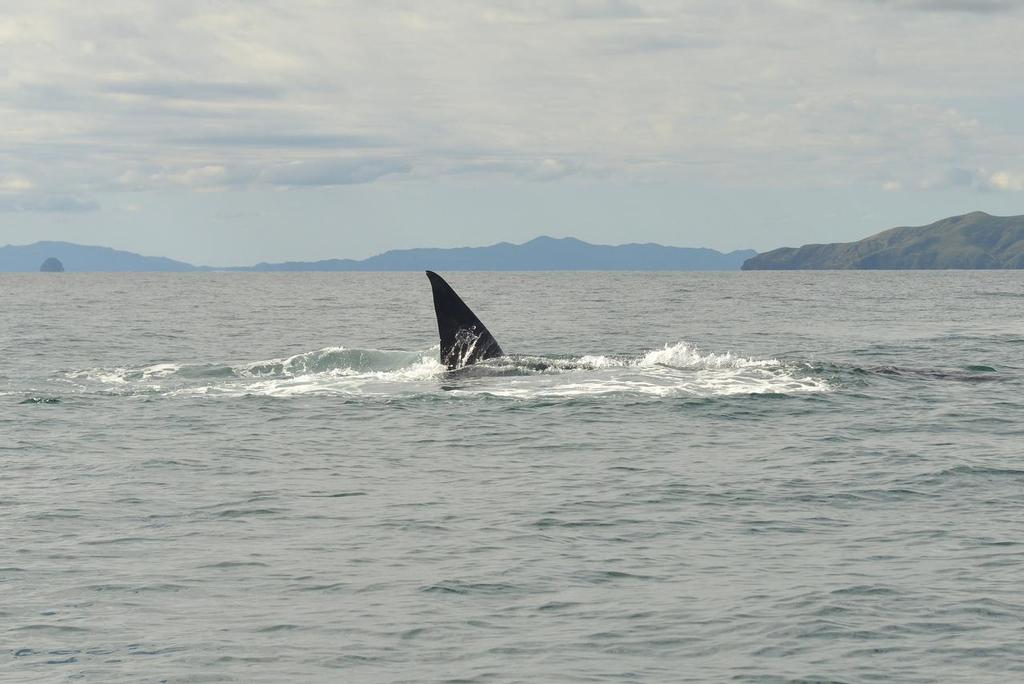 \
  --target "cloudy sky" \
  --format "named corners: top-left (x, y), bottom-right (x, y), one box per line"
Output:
top-left (1, 0), bottom-right (1022, 265)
